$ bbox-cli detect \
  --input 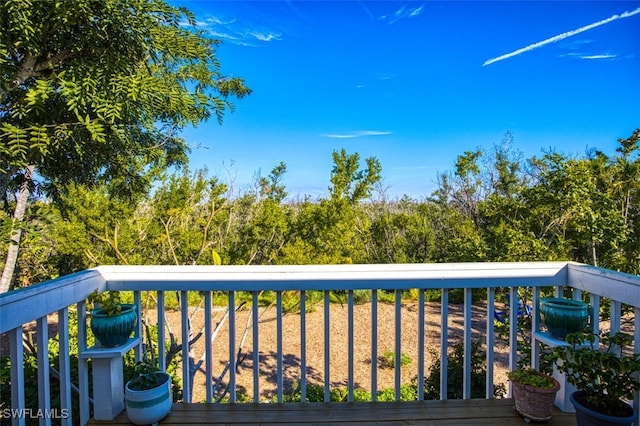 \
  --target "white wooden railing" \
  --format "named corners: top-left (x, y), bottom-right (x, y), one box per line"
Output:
top-left (1, 262), bottom-right (638, 426)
